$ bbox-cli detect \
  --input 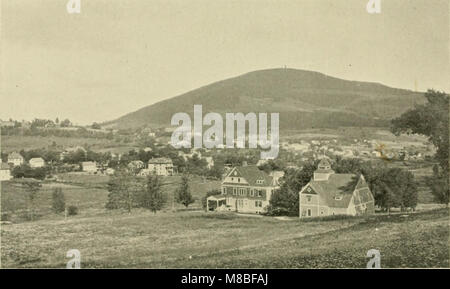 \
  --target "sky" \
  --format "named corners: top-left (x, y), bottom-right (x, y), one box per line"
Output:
top-left (1, 0), bottom-right (449, 125)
